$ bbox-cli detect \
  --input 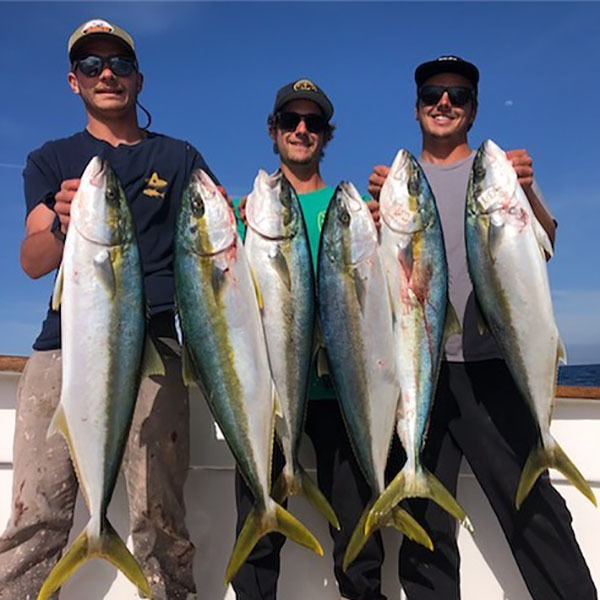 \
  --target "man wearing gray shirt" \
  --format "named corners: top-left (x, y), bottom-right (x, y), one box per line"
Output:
top-left (368, 56), bottom-right (595, 599)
